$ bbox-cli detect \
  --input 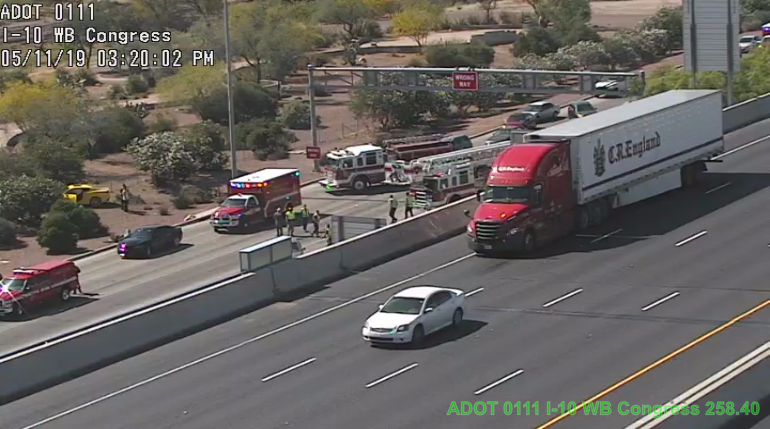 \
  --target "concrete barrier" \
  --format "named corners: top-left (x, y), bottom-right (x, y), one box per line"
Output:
top-left (0, 269), bottom-right (275, 405)
top-left (723, 93), bottom-right (770, 134)
top-left (0, 194), bottom-right (478, 404)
